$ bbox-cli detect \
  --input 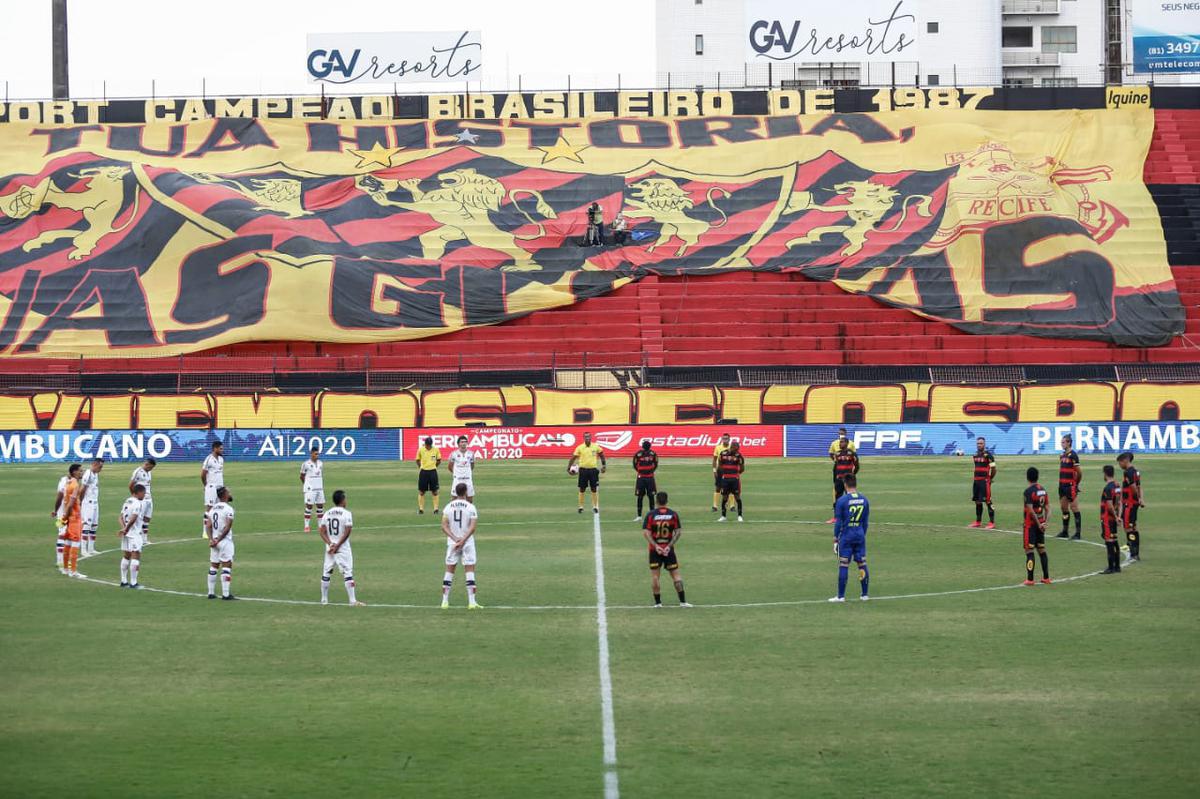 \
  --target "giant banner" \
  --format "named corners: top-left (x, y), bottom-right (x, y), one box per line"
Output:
top-left (0, 109), bottom-right (1180, 358)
